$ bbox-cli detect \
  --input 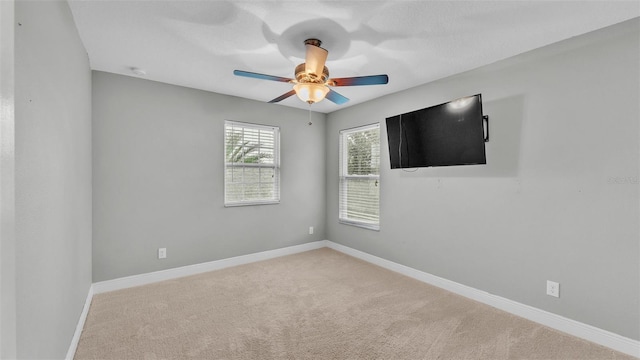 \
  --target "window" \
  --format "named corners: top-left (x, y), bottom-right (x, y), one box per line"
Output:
top-left (339, 123), bottom-right (380, 230)
top-left (224, 121), bottom-right (280, 206)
